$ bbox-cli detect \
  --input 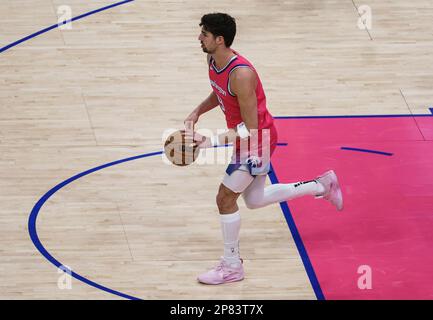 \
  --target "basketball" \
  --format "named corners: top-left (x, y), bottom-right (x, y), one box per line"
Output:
top-left (164, 129), bottom-right (200, 166)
